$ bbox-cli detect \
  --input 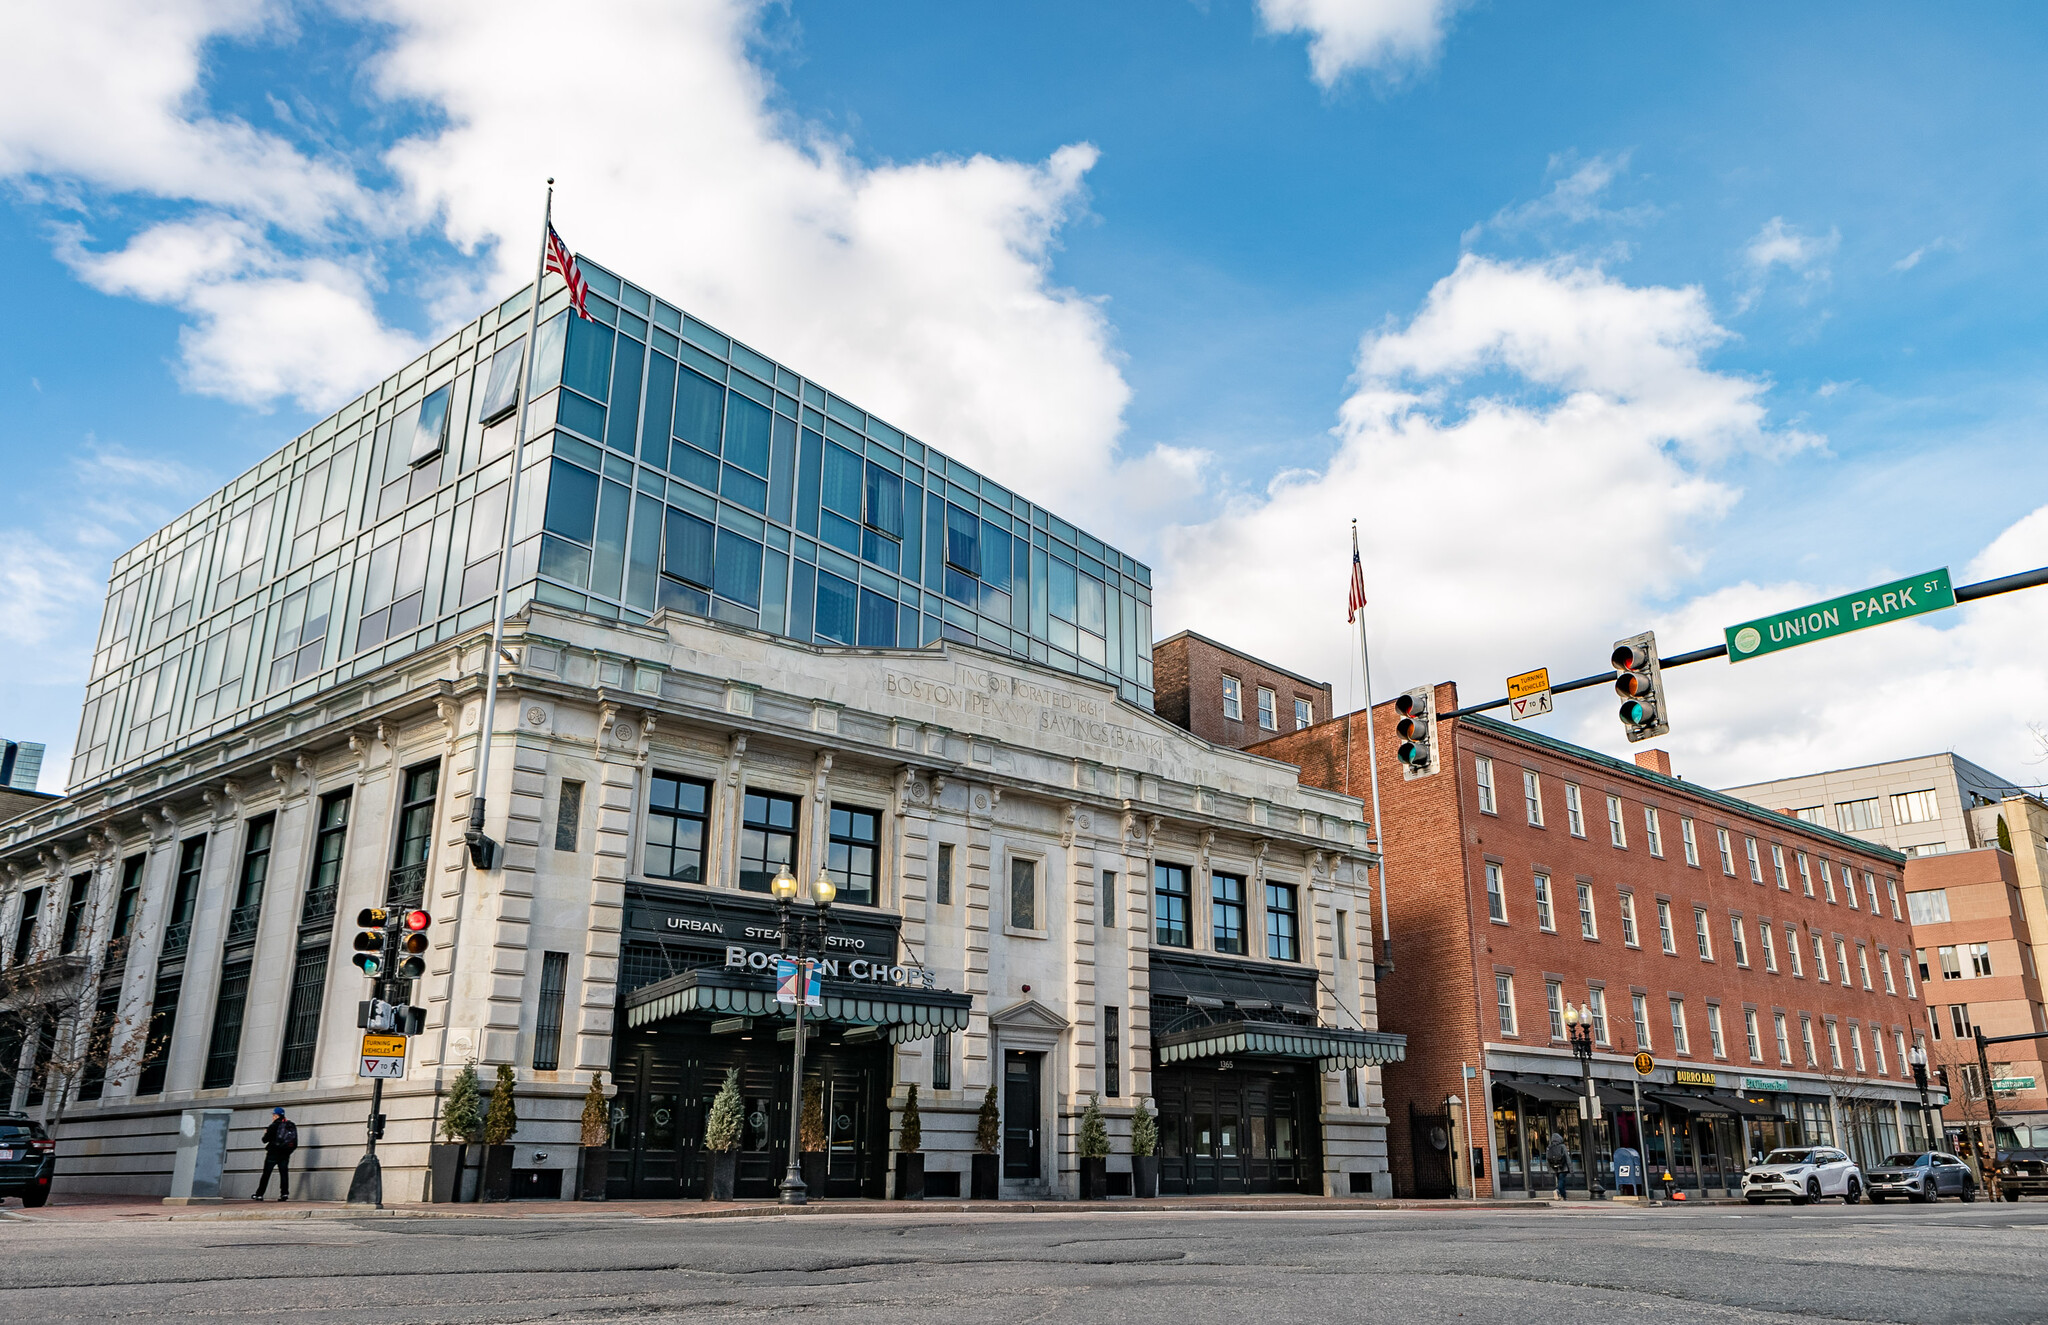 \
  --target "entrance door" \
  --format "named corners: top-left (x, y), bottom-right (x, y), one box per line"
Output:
top-left (612, 1045), bottom-right (691, 1198)
top-left (1003, 1050), bottom-right (1042, 1181)
top-left (1408, 1103), bottom-right (1455, 1198)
